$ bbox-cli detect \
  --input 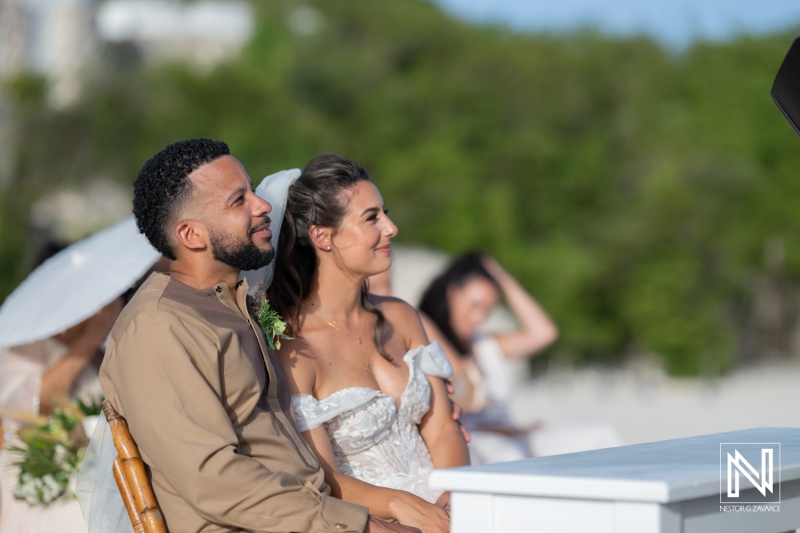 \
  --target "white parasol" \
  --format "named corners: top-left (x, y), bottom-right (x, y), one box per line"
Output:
top-left (0, 216), bottom-right (162, 347)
